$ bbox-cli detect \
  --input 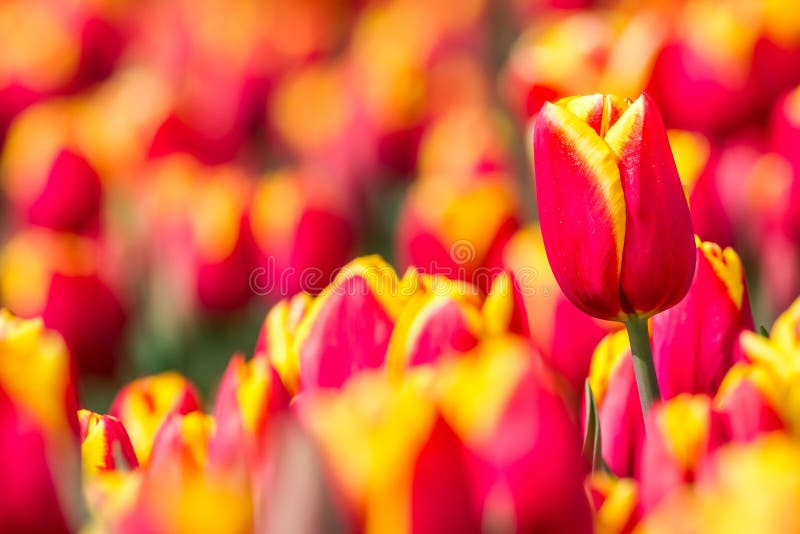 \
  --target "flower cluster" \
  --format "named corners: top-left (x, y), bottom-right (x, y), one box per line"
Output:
top-left (5, 0), bottom-right (800, 532)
